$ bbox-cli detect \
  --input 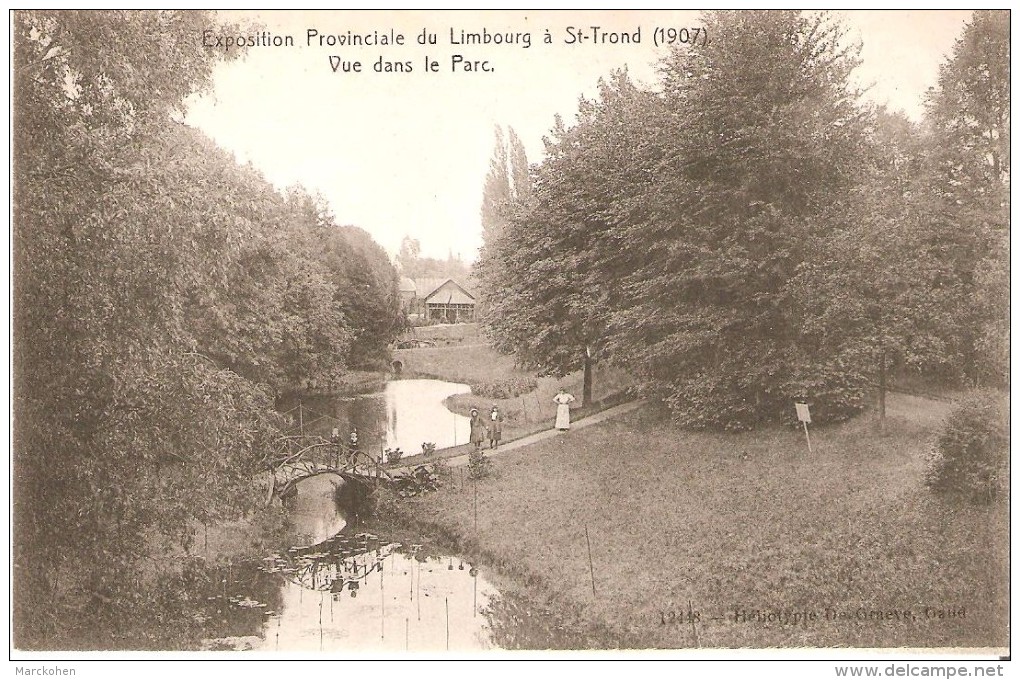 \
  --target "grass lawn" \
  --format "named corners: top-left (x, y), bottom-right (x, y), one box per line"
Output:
top-left (399, 322), bottom-right (485, 347)
top-left (393, 391), bottom-right (1009, 650)
top-left (394, 342), bottom-right (525, 385)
